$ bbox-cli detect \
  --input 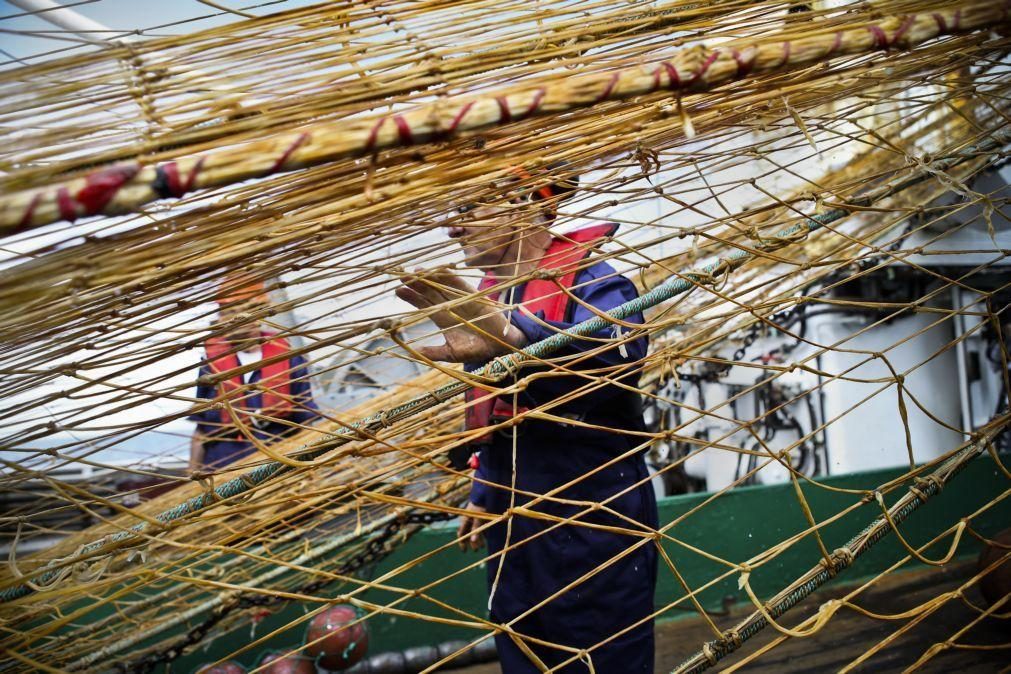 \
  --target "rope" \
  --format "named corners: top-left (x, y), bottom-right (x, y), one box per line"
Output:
top-left (1, 0), bottom-right (1007, 232)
